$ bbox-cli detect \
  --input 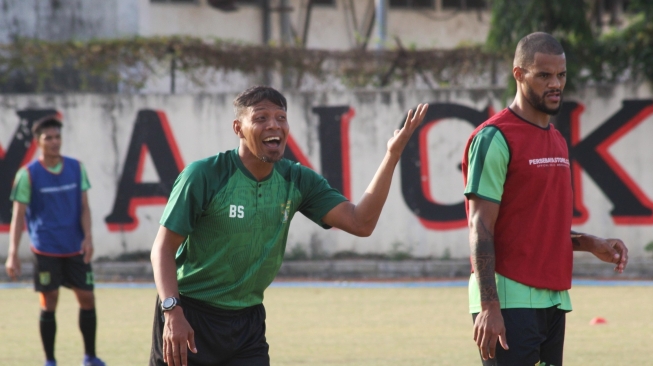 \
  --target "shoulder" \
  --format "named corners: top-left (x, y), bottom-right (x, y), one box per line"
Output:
top-left (470, 125), bottom-right (508, 151)
top-left (482, 108), bottom-right (518, 128)
top-left (25, 159), bottom-right (41, 170)
top-left (549, 123), bottom-right (566, 138)
top-left (61, 156), bottom-right (82, 172)
top-left (180, 151), bottom-right (237, 181)
top-left (62, 156), bottom-right (81, 165)
top-left (14, 166), bottom-right (30, 182)
top-left (274, 158), bottom-right (321, 181)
